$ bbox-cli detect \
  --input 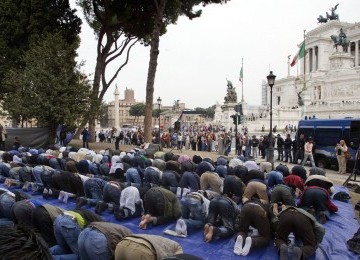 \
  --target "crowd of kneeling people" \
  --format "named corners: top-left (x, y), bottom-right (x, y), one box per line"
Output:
top-left (0, 145), bottom-right (340, 260)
